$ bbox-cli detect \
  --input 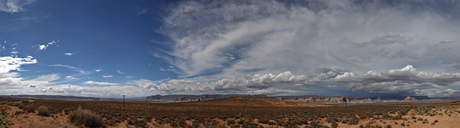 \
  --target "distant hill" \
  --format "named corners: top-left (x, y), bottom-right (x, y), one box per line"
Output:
top-left (145, 94), bottom-right (268, 102)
